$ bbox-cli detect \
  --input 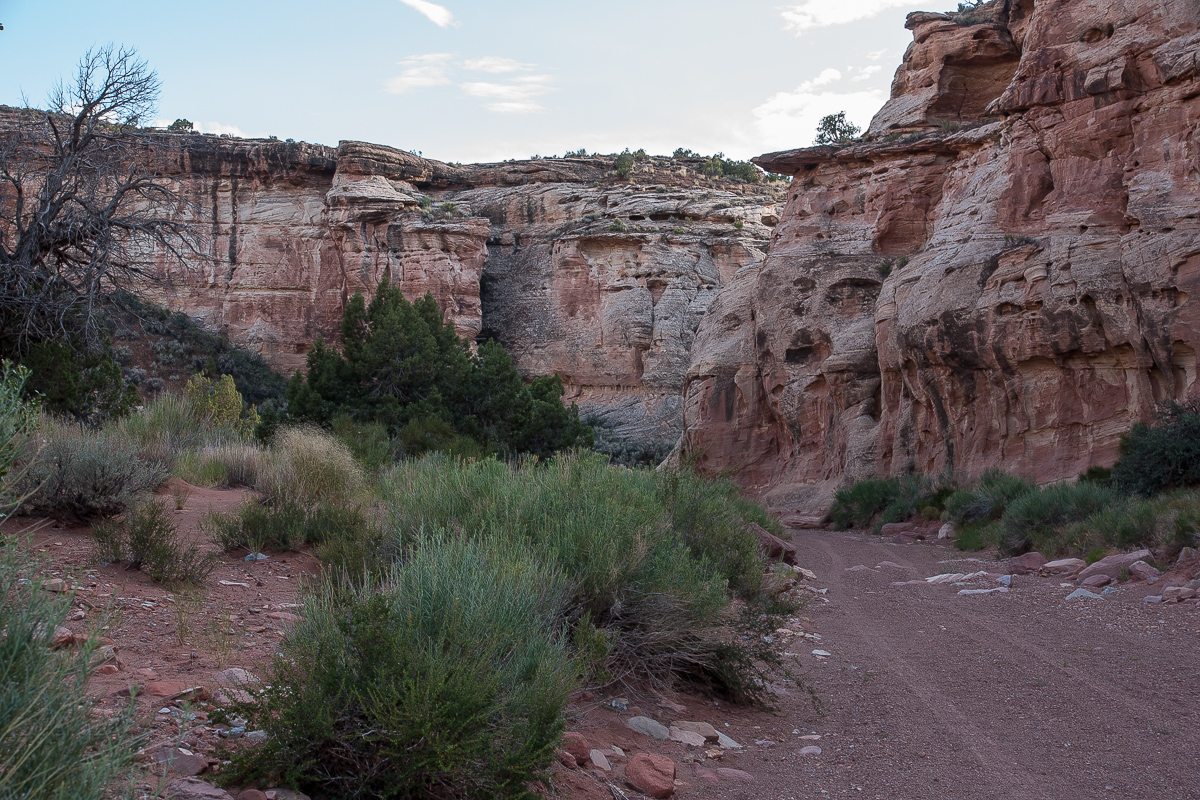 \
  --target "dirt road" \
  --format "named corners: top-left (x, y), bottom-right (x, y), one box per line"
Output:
top-left (705, 531), bottom-right (1200, 800)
